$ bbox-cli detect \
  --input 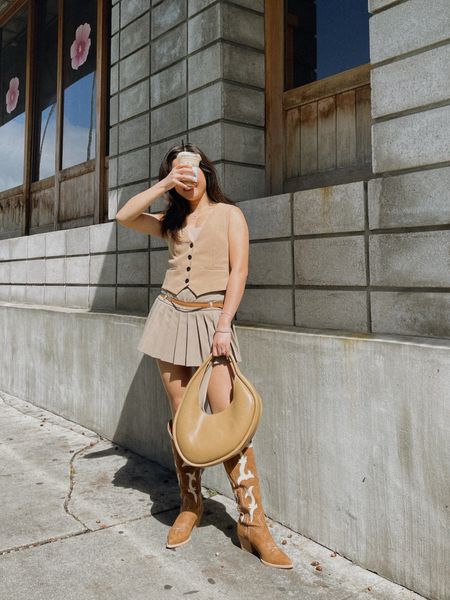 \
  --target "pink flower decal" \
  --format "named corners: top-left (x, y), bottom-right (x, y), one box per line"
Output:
top-left (70, 23), bottom-right (91, 70)
top-left (6, 77), bottom-right (19, 114)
